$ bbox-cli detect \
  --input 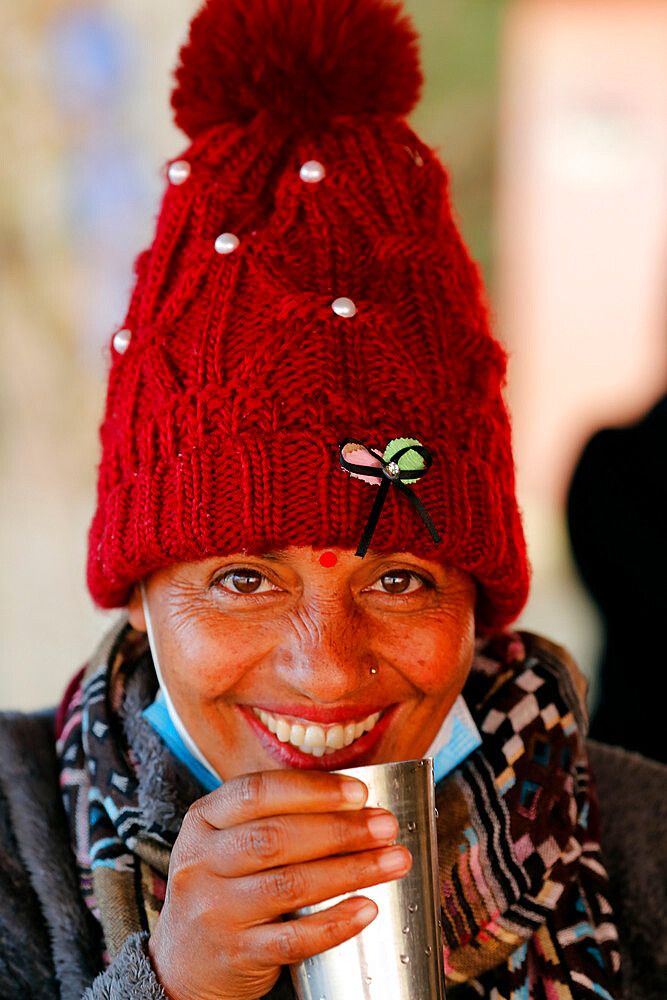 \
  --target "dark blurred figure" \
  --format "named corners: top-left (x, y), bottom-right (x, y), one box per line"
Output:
top-left (567, 393), bottom-right (667, 764)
